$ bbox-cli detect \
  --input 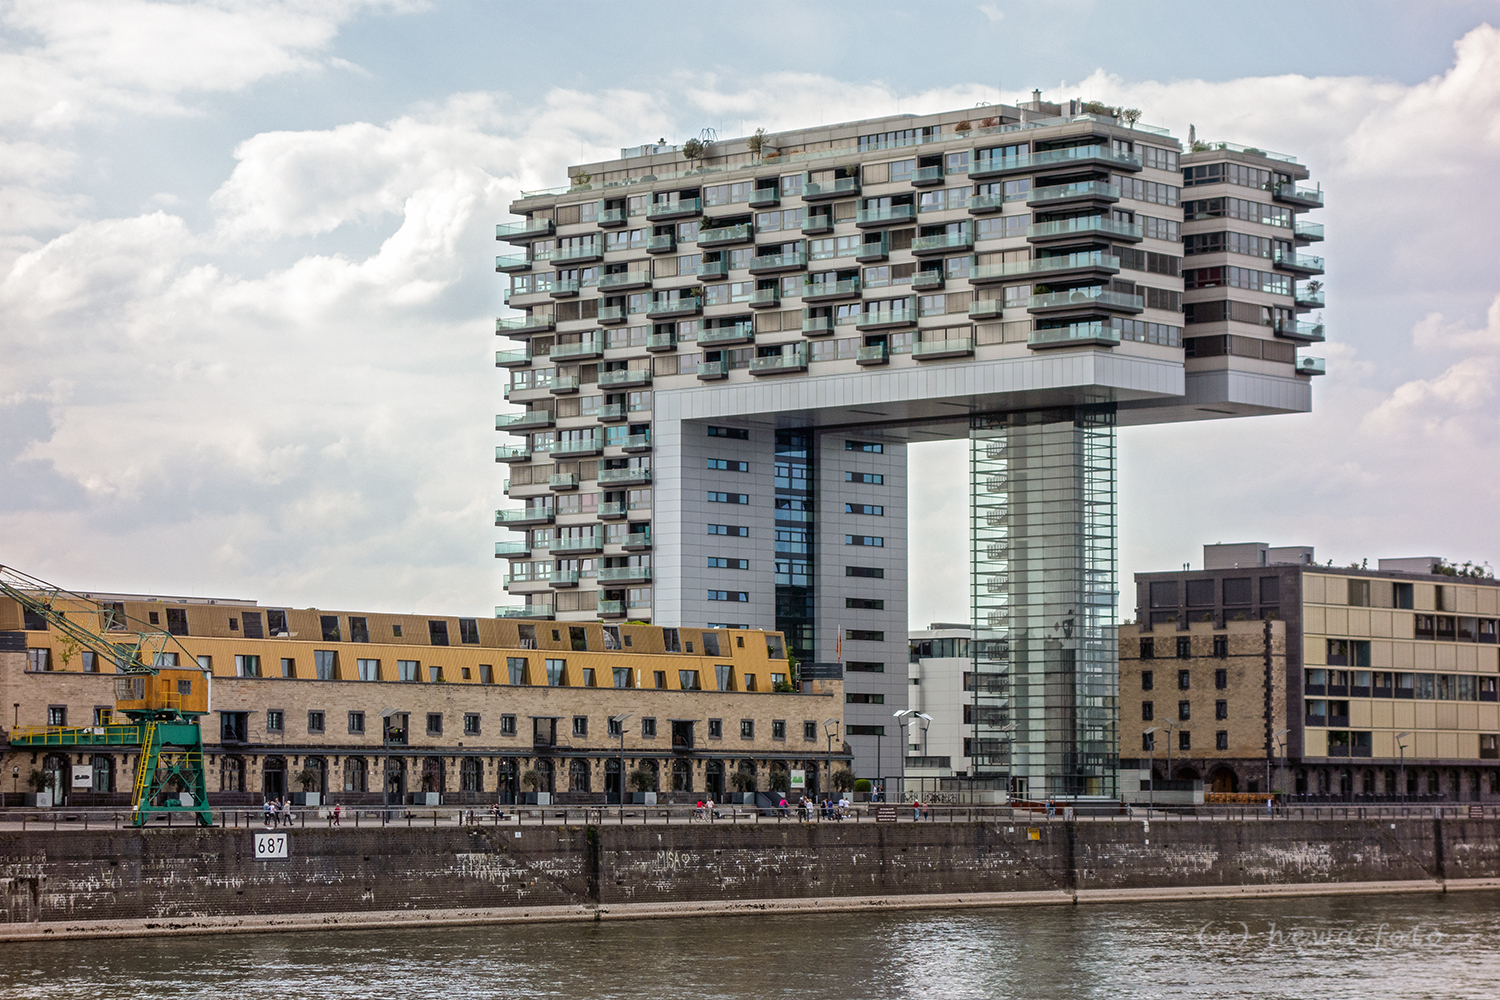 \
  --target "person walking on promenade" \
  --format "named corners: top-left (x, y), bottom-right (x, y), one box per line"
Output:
top-left (705, 797), bottom-right (715, 822)
top-left (912, 799), bottom-right (922, 822)
top-left (263, 799), bottom-right (274, 827)
top-left (332, 803), bottom-right (341, 827)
